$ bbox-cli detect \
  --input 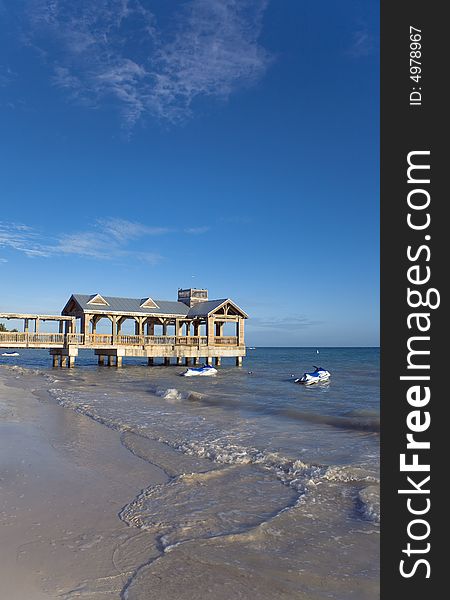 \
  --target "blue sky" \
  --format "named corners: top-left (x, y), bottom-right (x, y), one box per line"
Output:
top-left (0, 0), bottom-right (379, 346)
